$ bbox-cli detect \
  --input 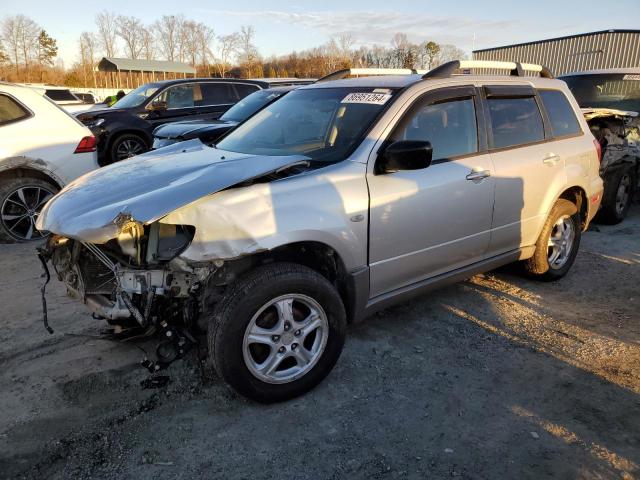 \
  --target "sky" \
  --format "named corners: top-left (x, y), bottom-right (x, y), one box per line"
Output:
top-left (3, 0), bottom-right (640, 67)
